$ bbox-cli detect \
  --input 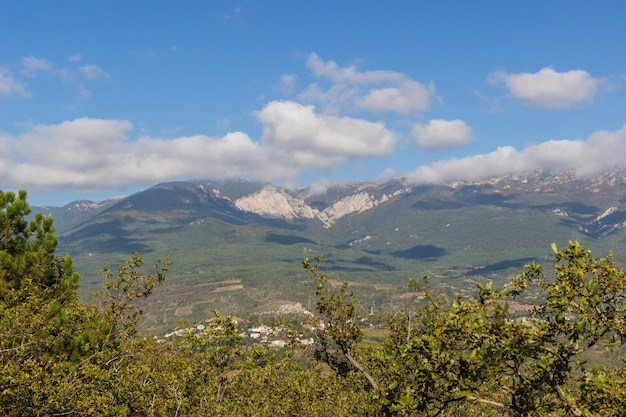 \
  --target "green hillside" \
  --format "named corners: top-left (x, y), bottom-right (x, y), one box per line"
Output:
top-left (50, 173), bottom-right (626, 334)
